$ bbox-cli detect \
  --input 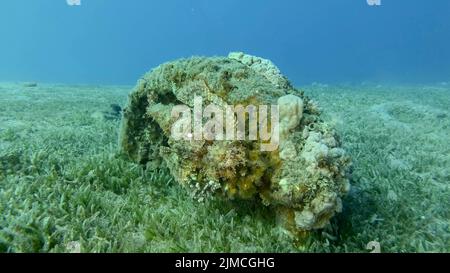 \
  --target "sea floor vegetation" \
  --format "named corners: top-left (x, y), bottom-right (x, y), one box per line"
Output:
top-left (0, 82), bottom-right (448, 252)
